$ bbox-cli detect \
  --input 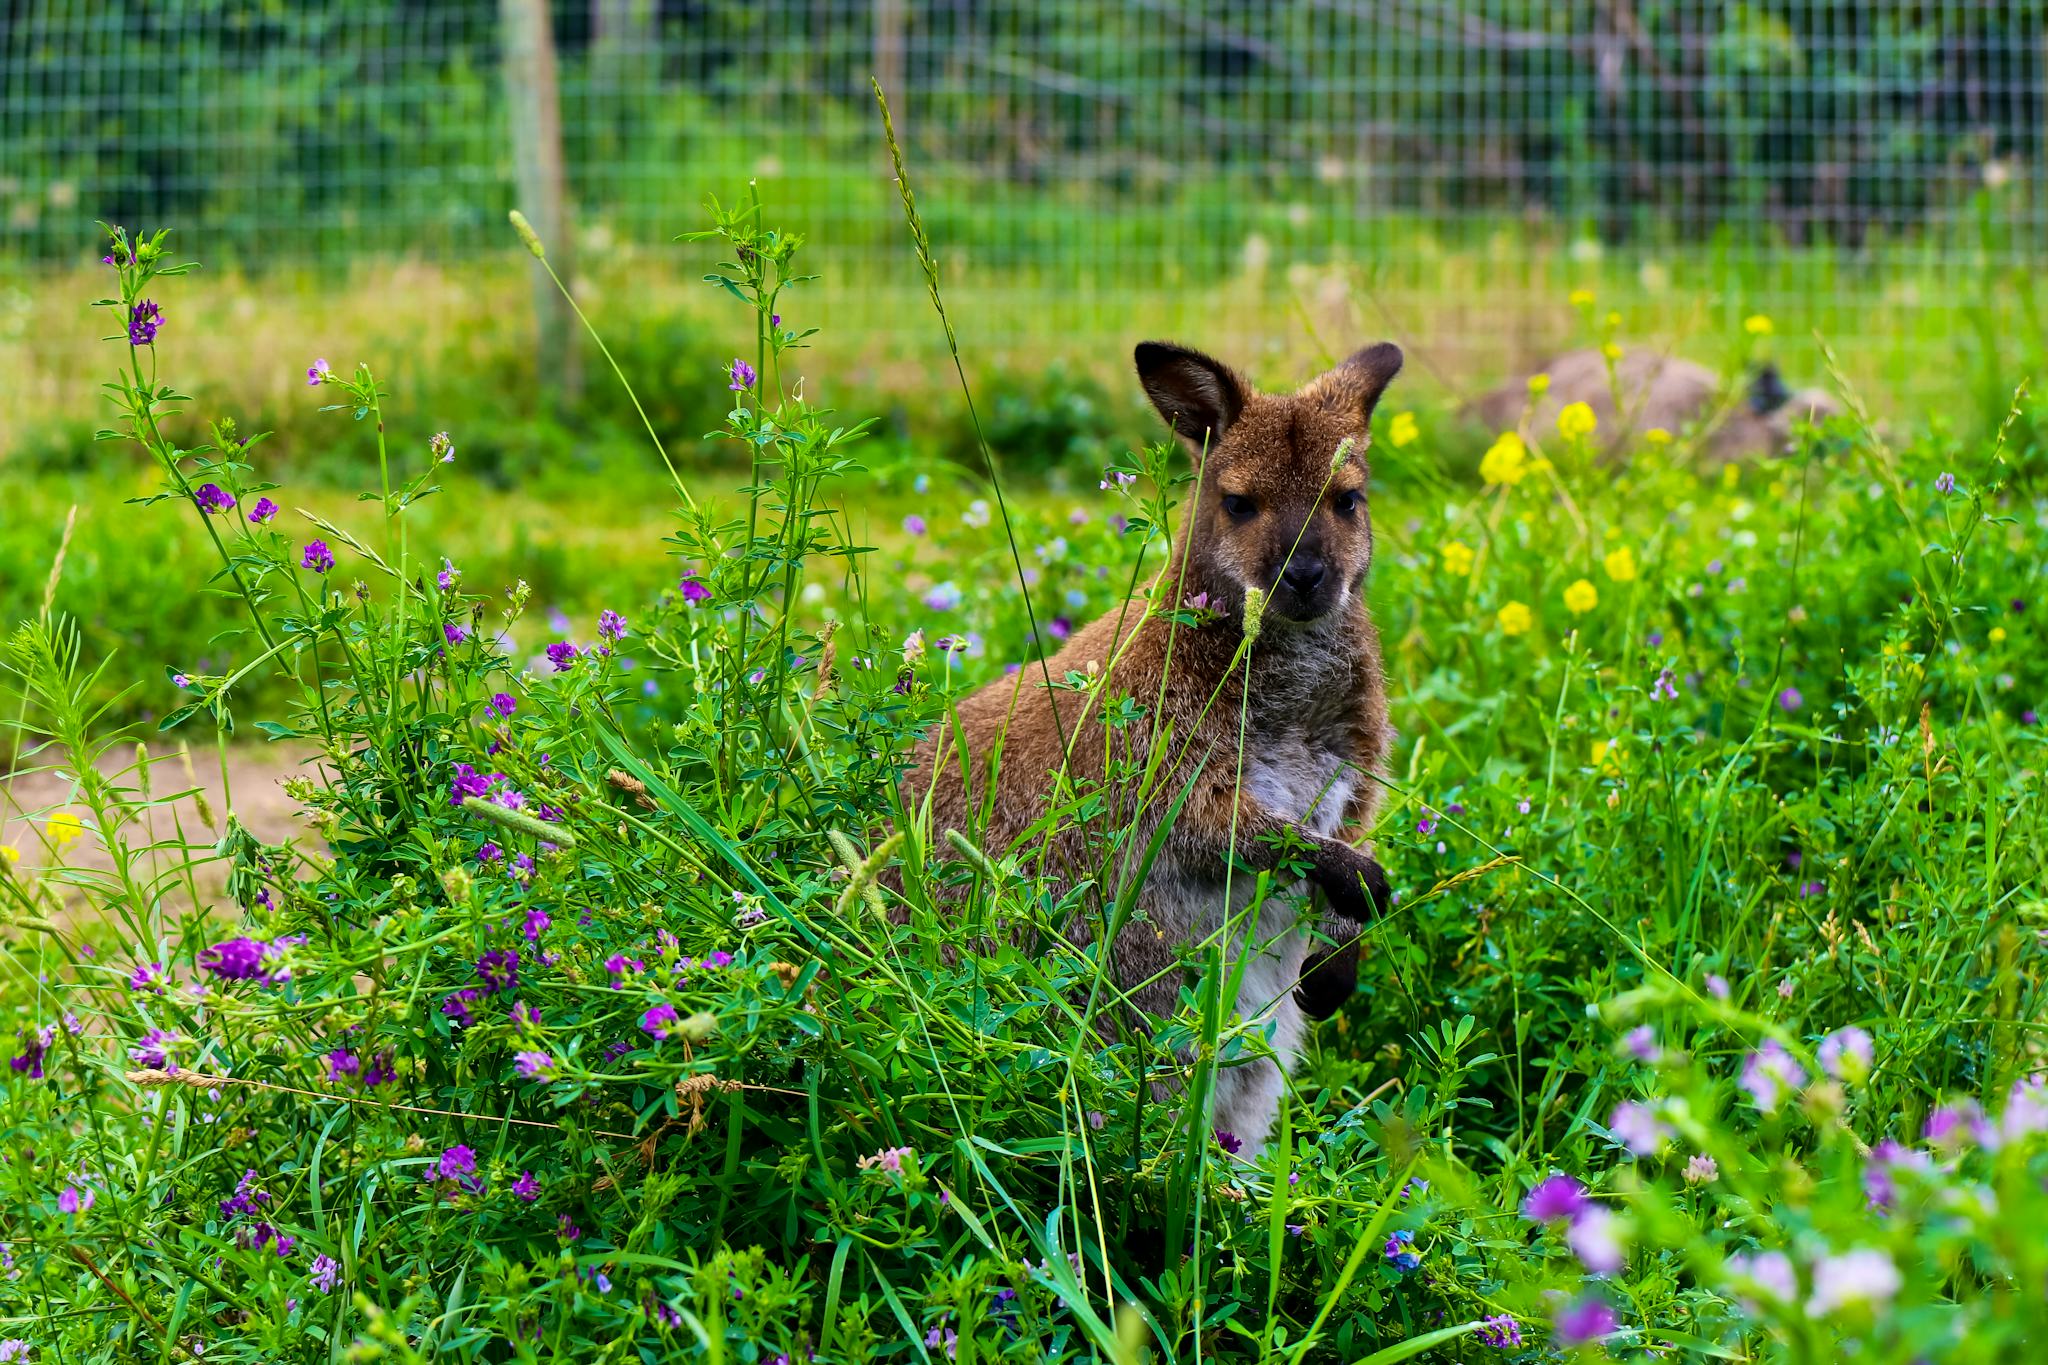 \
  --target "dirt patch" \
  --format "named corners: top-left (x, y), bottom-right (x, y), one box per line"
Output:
top-left (2, 742), bottom-right (322, 922)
